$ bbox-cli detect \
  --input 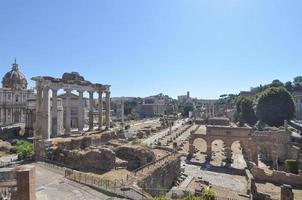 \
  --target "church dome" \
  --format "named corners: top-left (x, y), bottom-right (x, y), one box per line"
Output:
top-left (2, 61), bottom-right (28, 90)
